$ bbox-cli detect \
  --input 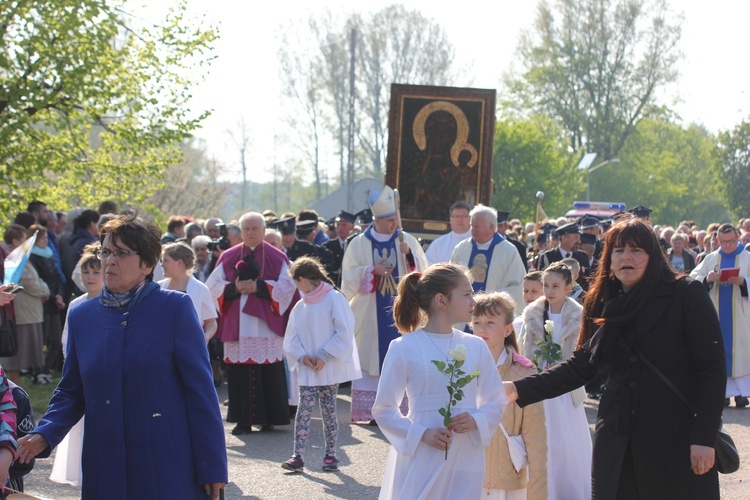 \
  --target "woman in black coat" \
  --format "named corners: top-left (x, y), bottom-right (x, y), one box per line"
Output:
top-left (505, 216), bottom-right (726, 499)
